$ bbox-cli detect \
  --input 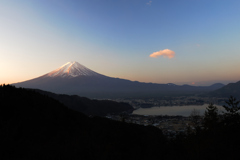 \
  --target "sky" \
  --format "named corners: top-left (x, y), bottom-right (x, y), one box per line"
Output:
top-left (1, 0), bottom-right (240, 86)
